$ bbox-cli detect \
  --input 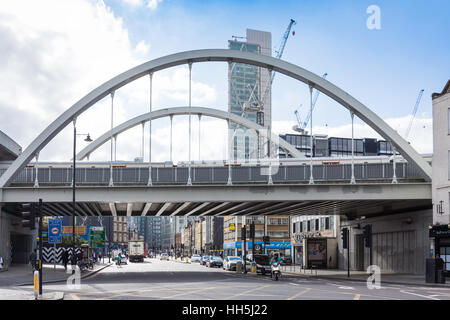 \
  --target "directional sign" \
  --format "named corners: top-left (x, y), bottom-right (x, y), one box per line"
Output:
top-left (89, 226), bottom-right (105, 248)
top-left (48, 219), bottom-right (62, 244)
